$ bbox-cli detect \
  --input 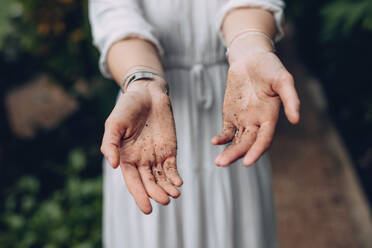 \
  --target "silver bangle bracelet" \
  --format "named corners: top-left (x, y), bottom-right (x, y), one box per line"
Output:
top-left (121, 70), bottom-right (167, 94)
